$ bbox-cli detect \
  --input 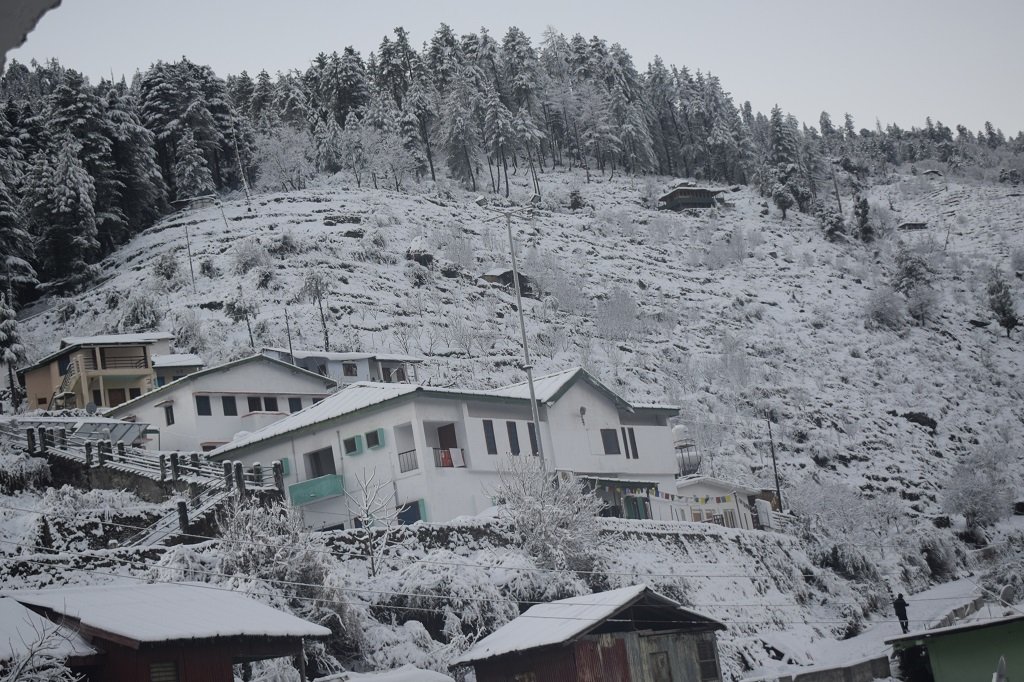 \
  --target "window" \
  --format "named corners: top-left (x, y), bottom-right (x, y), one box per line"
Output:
top-left (92, 389), bottom-right (103, 407)
top-left (195, 395), bottom-right (212, 416)
top-left (343, 435), bottom-right (364, 455)
top-left (620, 426), bottom-right (638, 458)
top-left (697, 637), bottom-right (721, 682)
top-left (527, 422), bottom-right (538, 455)
top-left (342, 362), bottom-right (358, 377)
top-left (286, 397), bottom-right (302, 413)
top-left (382, 367), bottom-right (393, 382)
top-left (649, 651), bottom-right (672, 682)
top-left (129, 387), bottom-right (141, 399)
top-left (365, 428), bottom-right (384, 449)
top-left (247, 396), bottom-right (261, 412)
top-left (278, 457), bottom-right (290, 475)
top-left (627, 427), bottom-right (638, 459)
top-left (304, 447), bottom-right (336, 478)
top-left (149, 661), bottom-right (179, 682)
top-left (600, 429), bottom-right (621, 455)
top-left (163, 405), bottom-right (175, 426)
top-left (37, 398), bottom-right (47, 406)
top-left (263, 396), bottom-right (279, 411)
top-left (506, 421), bottom-right (520, 455)
top-left (394, 367), bottom-right (407, 381)
top-left (723, 509), bottom-right (737, 529)
top-left (482, 420), bottom-right (498, 455)
top-left (222, 396), bottom-right (238, 416)
top-left (155, 376), bottom-right (166, 387)
top-left (691, 509), bottom-right (702, 522)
